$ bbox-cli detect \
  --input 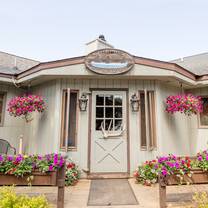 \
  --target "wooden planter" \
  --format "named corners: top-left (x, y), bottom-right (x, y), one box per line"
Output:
top-left (0, 165), bottom-right (66, 208)
top-left (159, 169), bottom-right (208, 208)
top-left (0, 171), bottom-right (57, 186)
